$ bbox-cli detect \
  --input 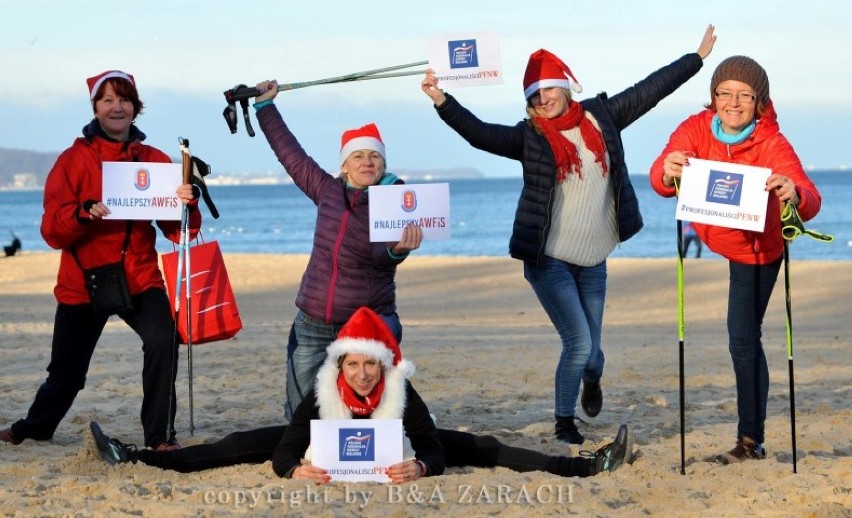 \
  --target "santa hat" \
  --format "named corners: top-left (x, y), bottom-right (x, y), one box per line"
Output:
top-left (523, 49), bottom-right (582, 100)
top-left (86, 70), bottom-right (135, 100)
top-left (325, 306), bottom-right (414, 378)
top-left (339, 123), bottom-right (386, 166)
